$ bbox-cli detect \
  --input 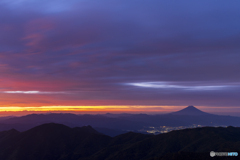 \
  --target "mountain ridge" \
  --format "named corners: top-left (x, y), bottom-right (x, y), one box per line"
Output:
top-left (1, 106), bottom-right (240, 136)
top-left (0, 123), bottom-right (240, 160)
